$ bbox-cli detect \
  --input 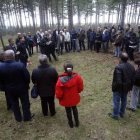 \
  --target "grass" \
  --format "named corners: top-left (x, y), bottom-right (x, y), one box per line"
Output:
top-left (0, 35), bottom-right (140, 140)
